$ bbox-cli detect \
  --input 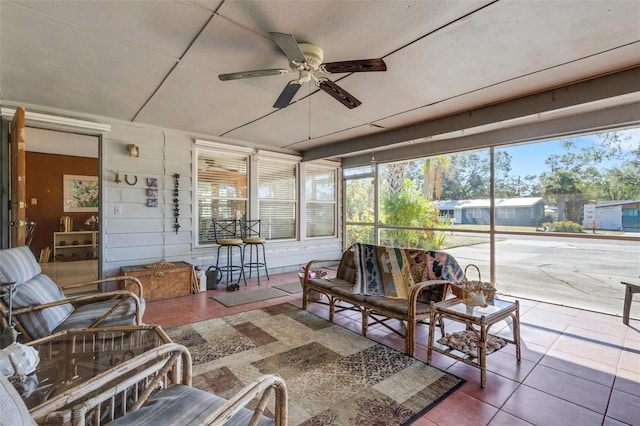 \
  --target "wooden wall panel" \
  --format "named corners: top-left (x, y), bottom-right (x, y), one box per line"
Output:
top-left (25, 152), bottom-right (98, 258)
